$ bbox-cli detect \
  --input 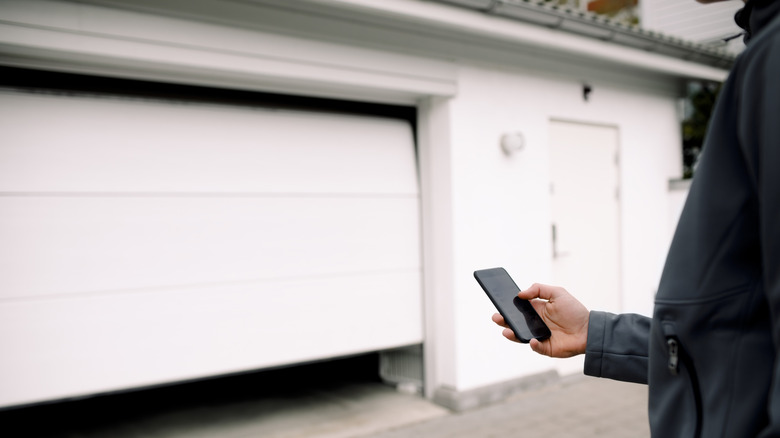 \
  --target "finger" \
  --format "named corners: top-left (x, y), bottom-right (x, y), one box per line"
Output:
top-left (492, 313), bottom-right (509, 328)
top-left (529, 338), bottom-right (551, 356)
top-left (502, 328), bottom-right (521, 343)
